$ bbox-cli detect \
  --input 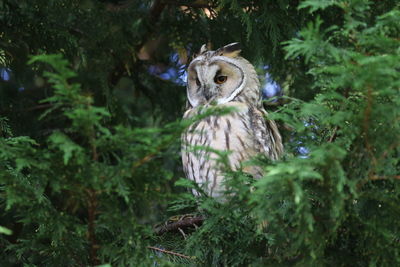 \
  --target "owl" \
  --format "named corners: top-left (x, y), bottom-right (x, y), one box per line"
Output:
top-left (181, 43), bottom-right (283, 197)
